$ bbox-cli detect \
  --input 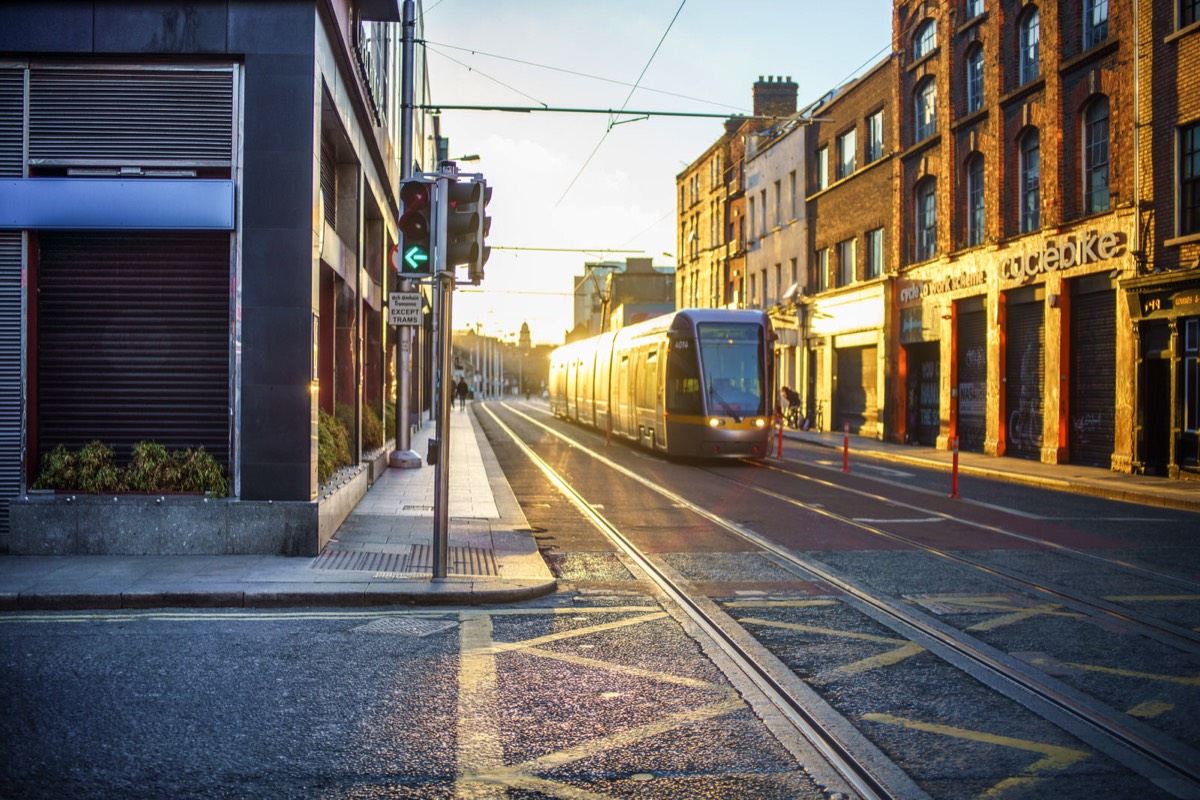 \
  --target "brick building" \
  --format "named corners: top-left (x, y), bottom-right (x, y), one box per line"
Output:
top-left (805, 59), bottom-right (898, 438)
